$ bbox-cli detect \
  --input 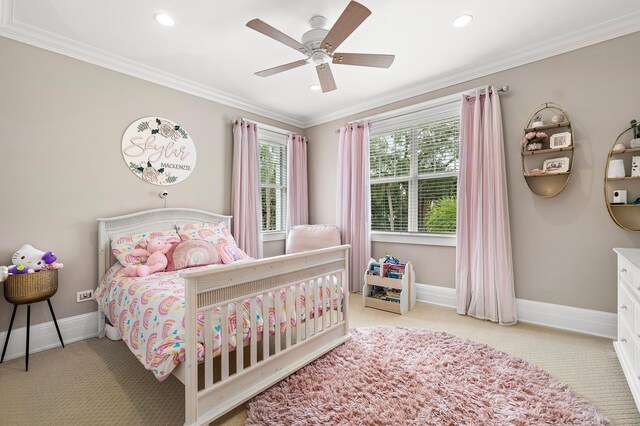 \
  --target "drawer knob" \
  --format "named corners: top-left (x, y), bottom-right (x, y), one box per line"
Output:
top-left (622, 268), bottom-right (628, 273)
top-left (621, 305), bottom-right (628, 310)
top-left (621, 338), bottom-right (628, 343)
